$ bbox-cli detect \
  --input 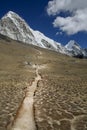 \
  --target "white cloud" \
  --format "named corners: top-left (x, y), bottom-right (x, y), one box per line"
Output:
top-left (53, 9), bottom-right (87, 34)
top-left (47, 0), bottom-right (87, 35)
top-left (47, 0), bottom-right (87, 15)
top-left (56, 32), bottom-right (63, 35)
